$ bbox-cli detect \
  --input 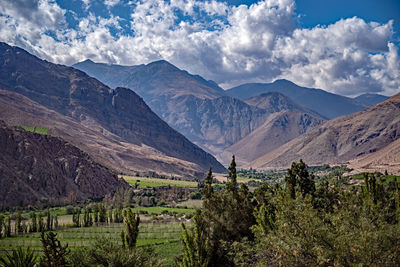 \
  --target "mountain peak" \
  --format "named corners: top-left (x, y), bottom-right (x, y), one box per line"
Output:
top-left (82, 58), bottom-right (94, 64)
top-left (273, 79), bottom-right (294, 85)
